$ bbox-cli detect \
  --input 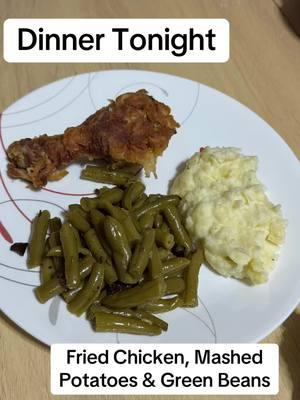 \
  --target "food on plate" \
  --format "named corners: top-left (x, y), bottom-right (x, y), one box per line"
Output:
top-left (80, 164), bottom-right (141, 186)
top-left (10, 242), bottom-right (28, 256)
top-left (28, 180), bottom-right (203, 336)
top-left (7, 90), bottom-right (179, 188)
top-left (28, 210), bottom-right (50, 268)
top-left (171, 147), bottom-right (286, 284)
